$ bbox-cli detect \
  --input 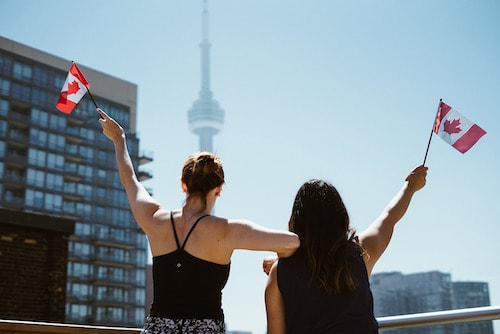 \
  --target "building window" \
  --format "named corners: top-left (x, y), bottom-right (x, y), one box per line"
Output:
top-left (29, 128), bottom-right (48, 146)
top-left (69, 304), bottom-right (90, 321)
top-left (13, 61), bottom-right (32, 82)
top-left (48, 133), bottom-right (65, 151)
top-left (0, 99), bottom-right (8, 116)
top-left (47, 153), bottom-right (64, 171)
top-left (49, 113), bottom-right (66, 131)
top-left (0, 141), bottom-right (5, 157)
top-left (77, 183), bottom-right (92, 200)
top-left (76, 203), bottom-right (92, 216)
top-left (135, 269), bottom-right (145, 285)
top-left (68, 262), bottom-right (93, 278)
top-left (63, 200), bottom-right (76, 214)
top-left (28, 148), bottom-right (46, 167)
top-left (53, 74), bottom-right (65, 91)
top-left (135, 308), bottom-right (145, 324)
top-left (135, 288), bottom-right (145, 305)
top-left (31, 108), bottom-right (49, 127)
top-left (0, 78), bottom-right (10, 96)
top-left (97, 168), bottom-right (106, 179)
top-left (0, 161), bottom-right (4, 179)
top-left (46, 172), bottom-right (63, 190)
top-left (33, 67), bottom-right (48, 87)
top-left (79, 145), bottom-right (94, 159)
top-left (31, 88), bottom-right (47, 107)
top-left (80, 127), bottom-right (95, 141)
top-left (11, 83), bottom-right (30, 101)
top-left (0, 55), bottom-right (12, 76)
top-left (70, 241), bottom-right (91, 256)
top-left (78, 164), bottom-right (93, 180)
top-left (75, 222), bottom-right (91, 236)
top-left (68, 282), bottom-right (91, 299)
top-left (44, 193), bottom-right (62, 212)
top-left (25, 188), bottom-right (44, 208)
top-left (0, 120), bottom-right (6, 137)
top-left (26, 168), bottom-right (45, 187)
